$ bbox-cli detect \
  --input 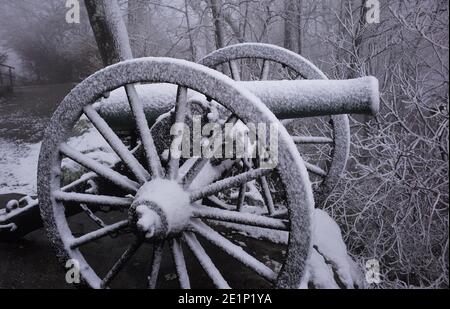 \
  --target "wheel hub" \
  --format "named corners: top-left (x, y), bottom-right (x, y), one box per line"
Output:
top-left (130, 179), bottom-right (192, 239)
